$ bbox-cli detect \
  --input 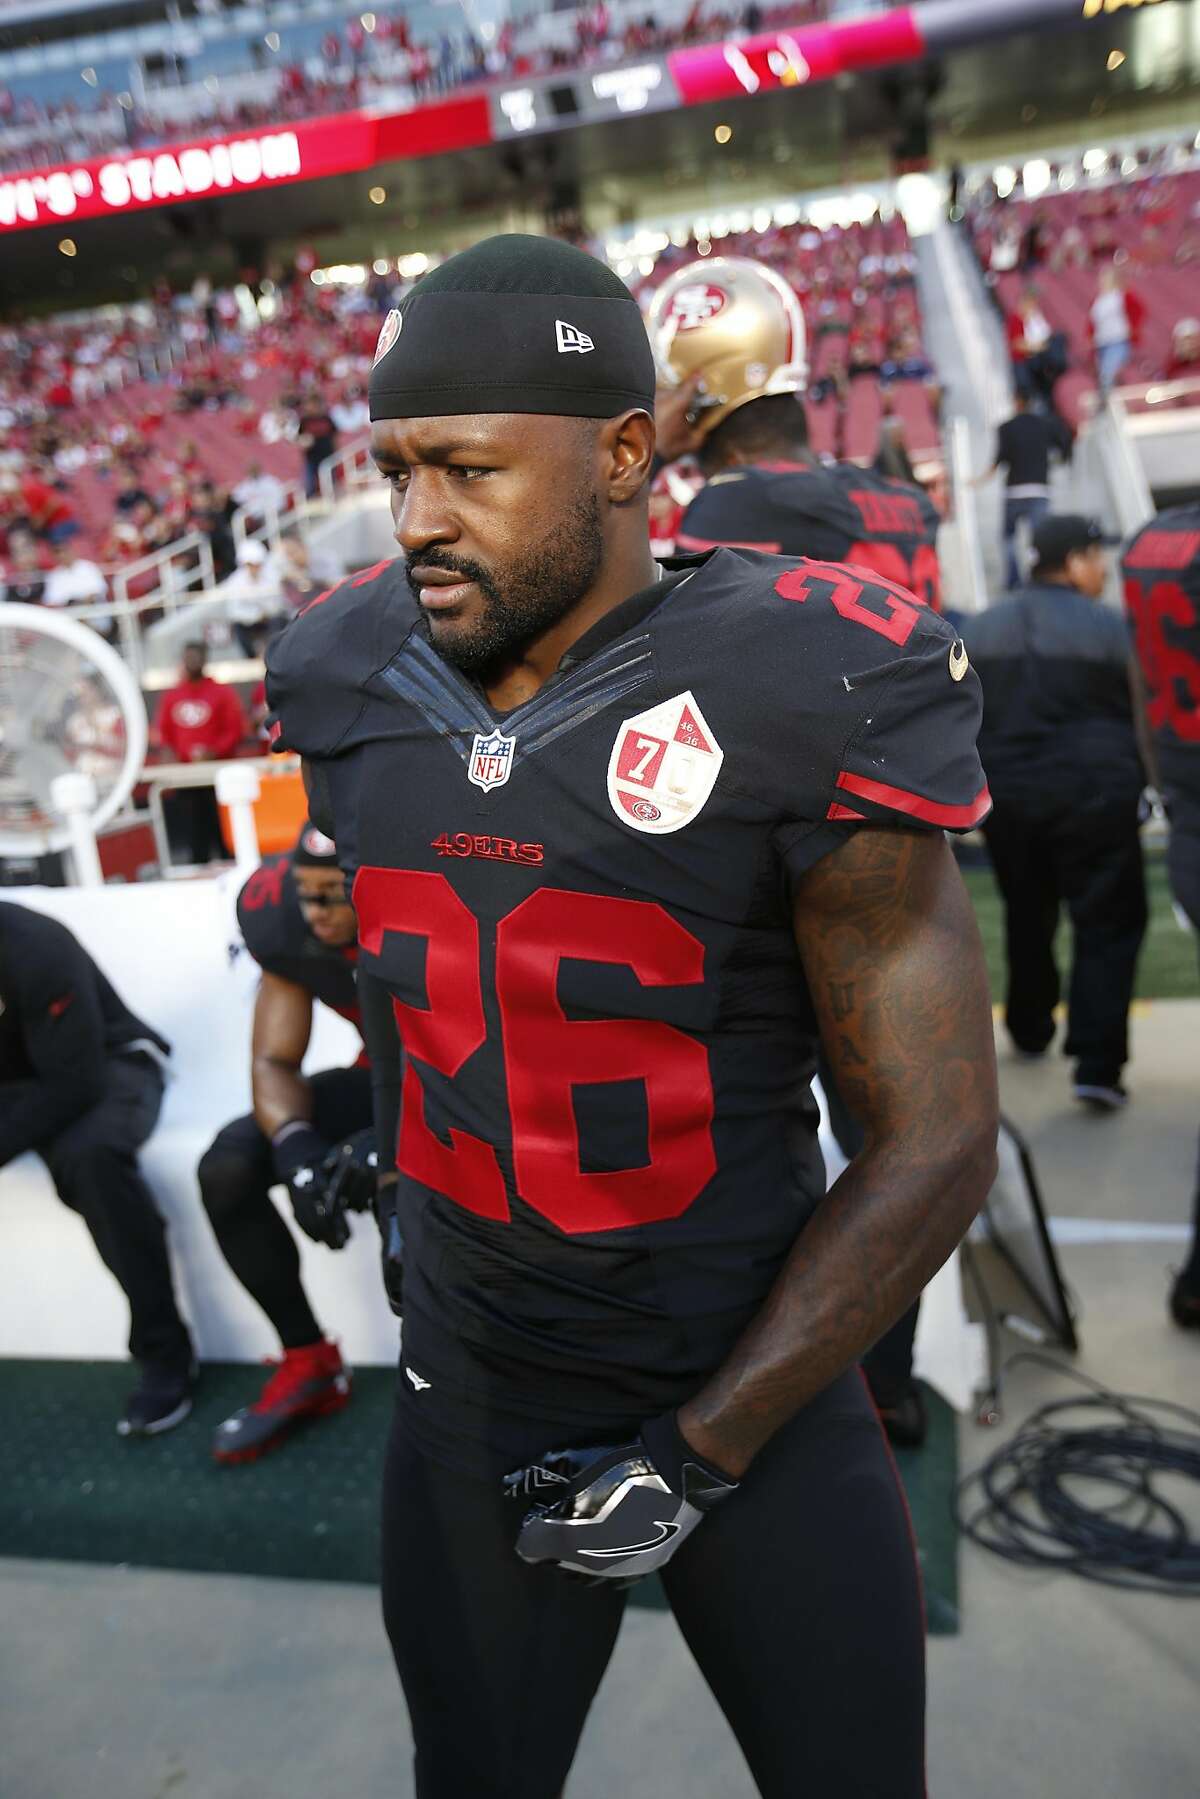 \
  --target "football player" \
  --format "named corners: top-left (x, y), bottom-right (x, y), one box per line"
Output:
top-left (199, 824), bottom-right (370, 1463)
top-left (649, 256), bottom-right (942, 609)
top-left (1122, 506), bottom-right (1200, 1330)
top-left (650, 254), bottom-right (944, 1444)
top-left (267, 234), bottom-right (999, 1798)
